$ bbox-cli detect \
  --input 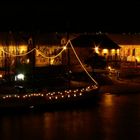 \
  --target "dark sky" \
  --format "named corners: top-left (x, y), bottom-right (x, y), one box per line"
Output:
top-left (0, 1), bottom-right (140, 33)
